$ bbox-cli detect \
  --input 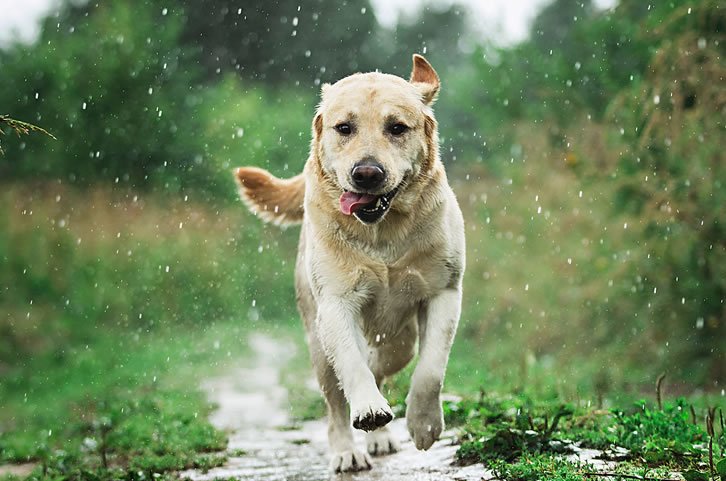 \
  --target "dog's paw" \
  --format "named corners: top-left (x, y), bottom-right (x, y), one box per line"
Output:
top-left (366, 426), bottom-right (400, 456)
top-left (329, 449), bottom-right (372, 473)
top-left (406, 390), bottom-right (444, 450)
top-left (351, 395), bottom-right (394, 432)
